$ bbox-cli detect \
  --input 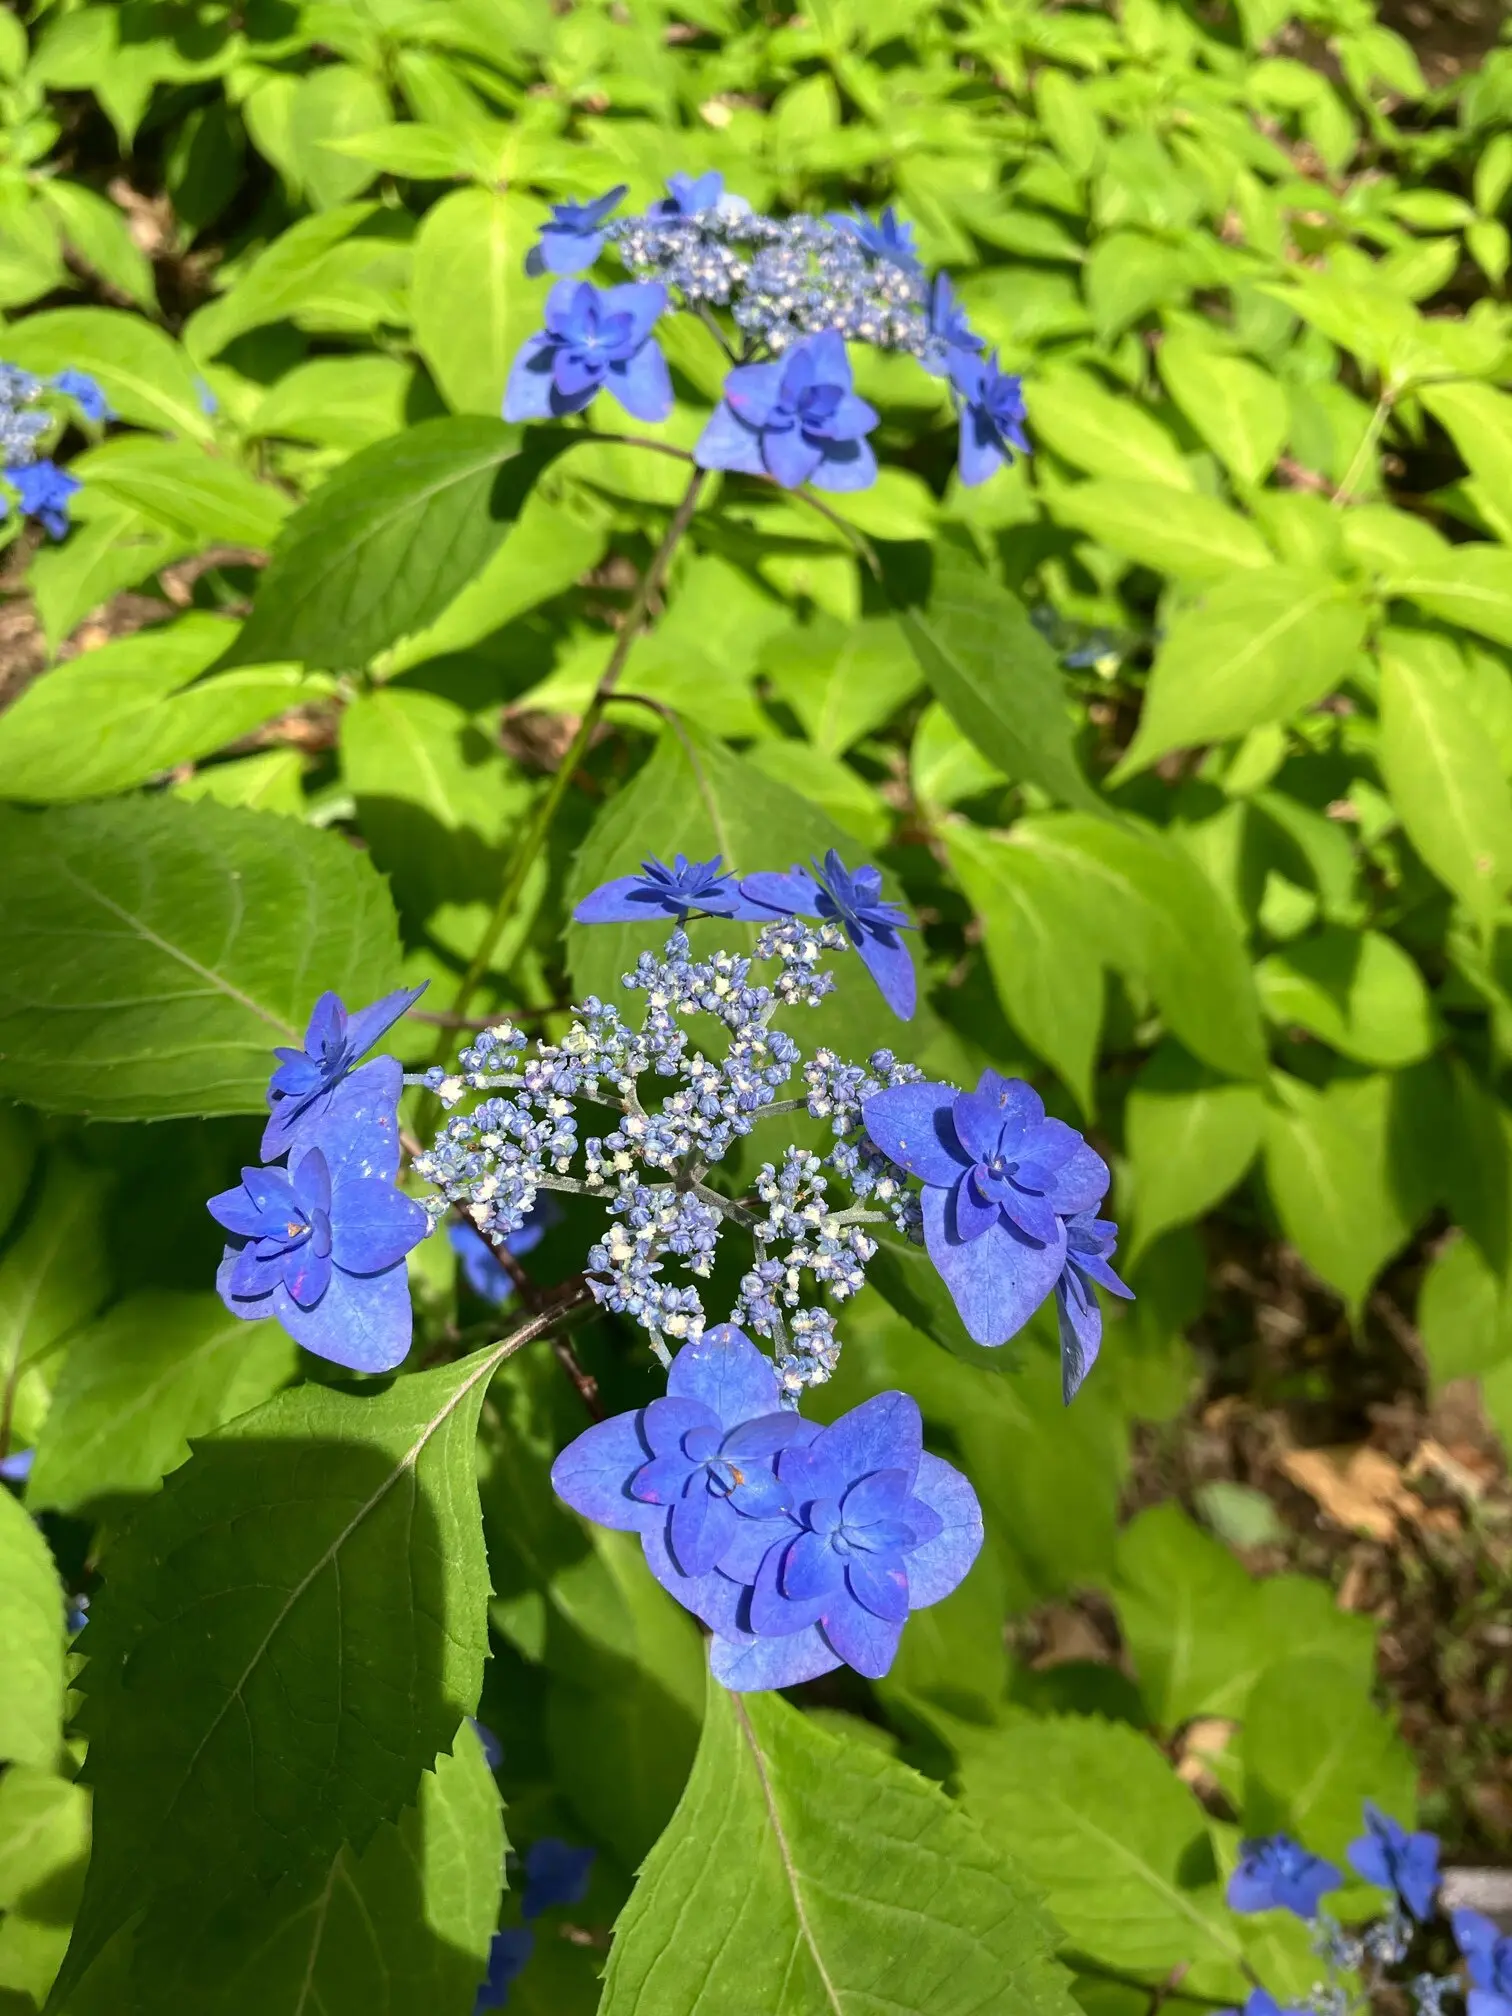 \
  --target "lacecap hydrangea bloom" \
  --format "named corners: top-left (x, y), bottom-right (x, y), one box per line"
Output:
top-left (501, 176), bottom-right (1028, 493)
top-left (0, 362), bottom-right (108, 541)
